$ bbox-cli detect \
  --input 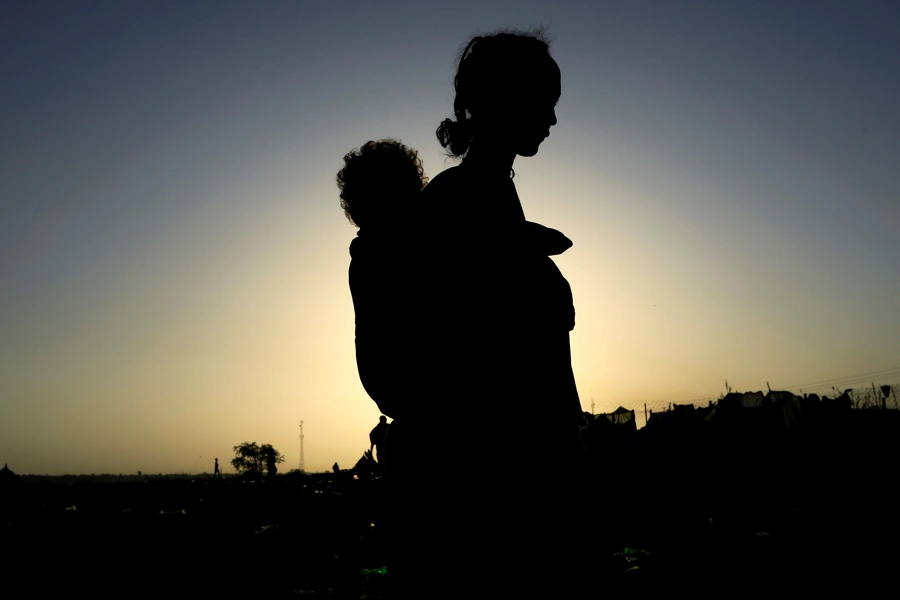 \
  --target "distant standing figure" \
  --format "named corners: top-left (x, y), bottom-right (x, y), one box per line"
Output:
top-left (369, 415), bottom-right (390, 463)
top-left (214, 458), bottom-right (220, 477)
top-left (332, 462), bottom-right (340, 474)
top-left (265, 448), bottom-right (278, 479)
